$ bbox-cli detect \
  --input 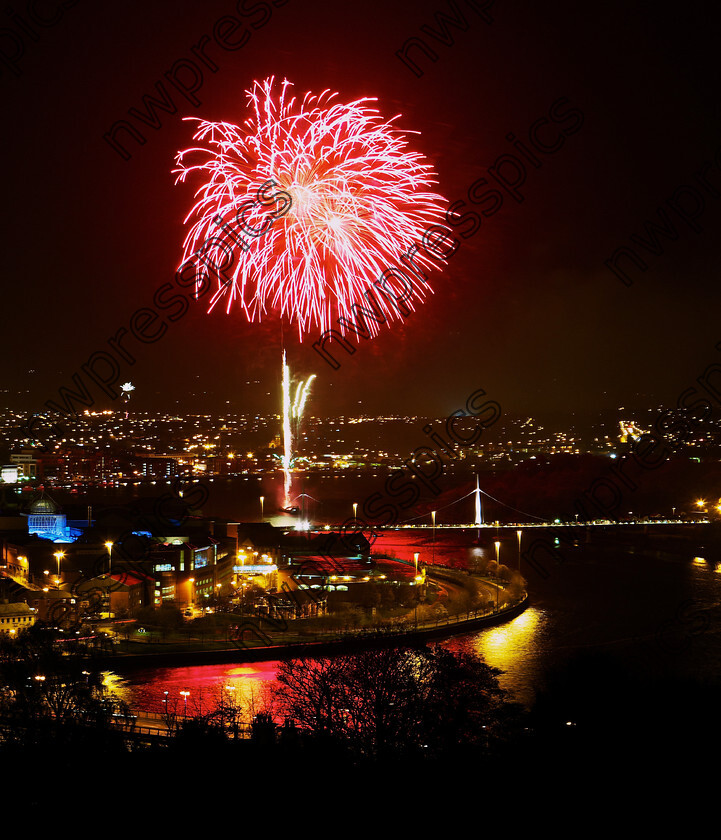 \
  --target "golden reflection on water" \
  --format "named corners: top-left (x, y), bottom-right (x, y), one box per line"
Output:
top-left (469, 607), bottom-right (545, 704)
top-left (103, 670), bottom-right (134, 705)
top-left (222, 664), bottom-right (276, 712)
